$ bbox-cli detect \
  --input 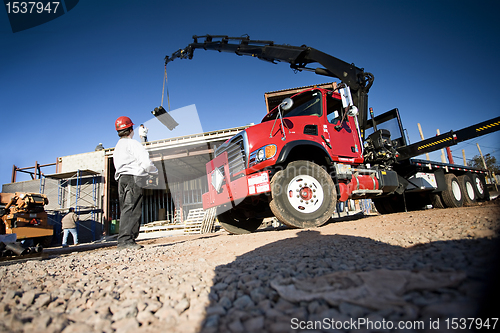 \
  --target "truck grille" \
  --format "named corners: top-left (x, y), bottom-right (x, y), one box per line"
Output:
top-left (215, 132), bottom-right (248, 179)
